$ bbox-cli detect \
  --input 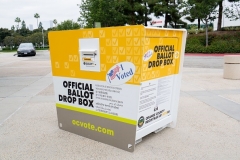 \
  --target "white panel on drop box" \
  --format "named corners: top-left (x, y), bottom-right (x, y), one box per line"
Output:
top-left (79, 38), bottom-right (100, 72)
